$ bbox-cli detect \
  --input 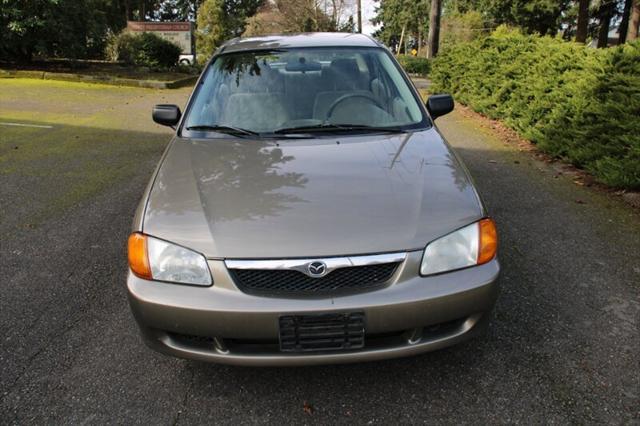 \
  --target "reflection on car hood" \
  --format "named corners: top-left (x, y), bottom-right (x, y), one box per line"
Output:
top-left (142, 130), bottom-right (484, 258)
